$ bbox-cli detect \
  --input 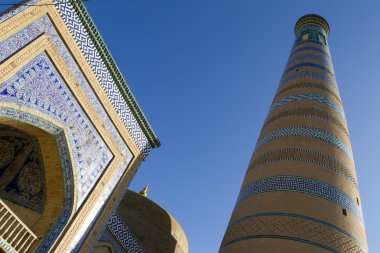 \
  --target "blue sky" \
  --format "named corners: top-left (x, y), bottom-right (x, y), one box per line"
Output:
top-left (84, 1), bottom-right (380, 252)
top-left (2, 1), bottom-right (380, 252)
